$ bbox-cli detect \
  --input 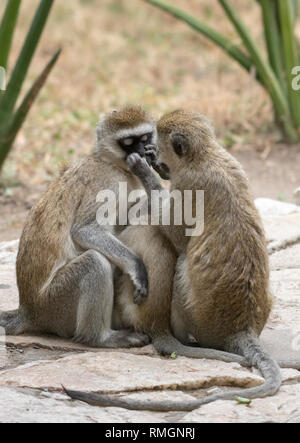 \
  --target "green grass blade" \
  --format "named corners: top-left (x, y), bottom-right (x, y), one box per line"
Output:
top-left (260, 0), bottom-right (286, 95)
top-left (0, 0), bottom-right (21, 69)
top-left (143, 0), bottom-right (256, 77)
top-left (0, 0), bottom-right (54, 131)
top-left (218, 0), bottom-right (298, 142)
top-left (0, 48), bottom-right (61, 170)
top-left (278, 0), bottom-right (300, 127)
top-left (291, 0), bottom-right (298, 22)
